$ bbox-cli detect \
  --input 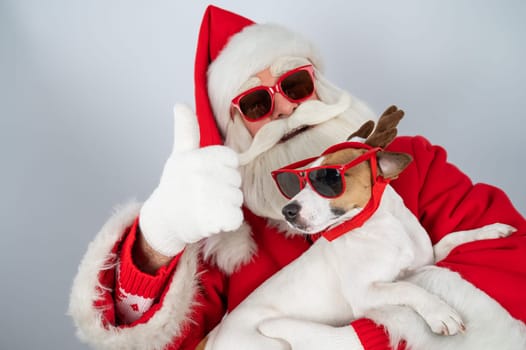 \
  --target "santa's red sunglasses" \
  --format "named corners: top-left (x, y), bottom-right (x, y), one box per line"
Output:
top-left (271, 142), bottom-right (381, 199)
top-left (231, 65), bottom-right (315, 122)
